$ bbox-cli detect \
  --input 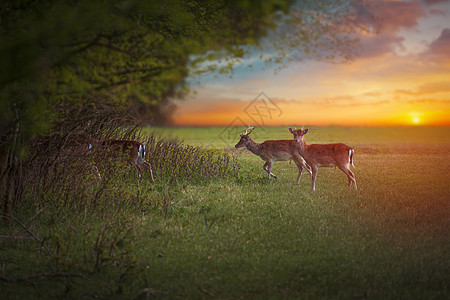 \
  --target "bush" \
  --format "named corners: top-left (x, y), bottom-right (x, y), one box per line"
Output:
top-left (17, 106), bottom-right (238, 212)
